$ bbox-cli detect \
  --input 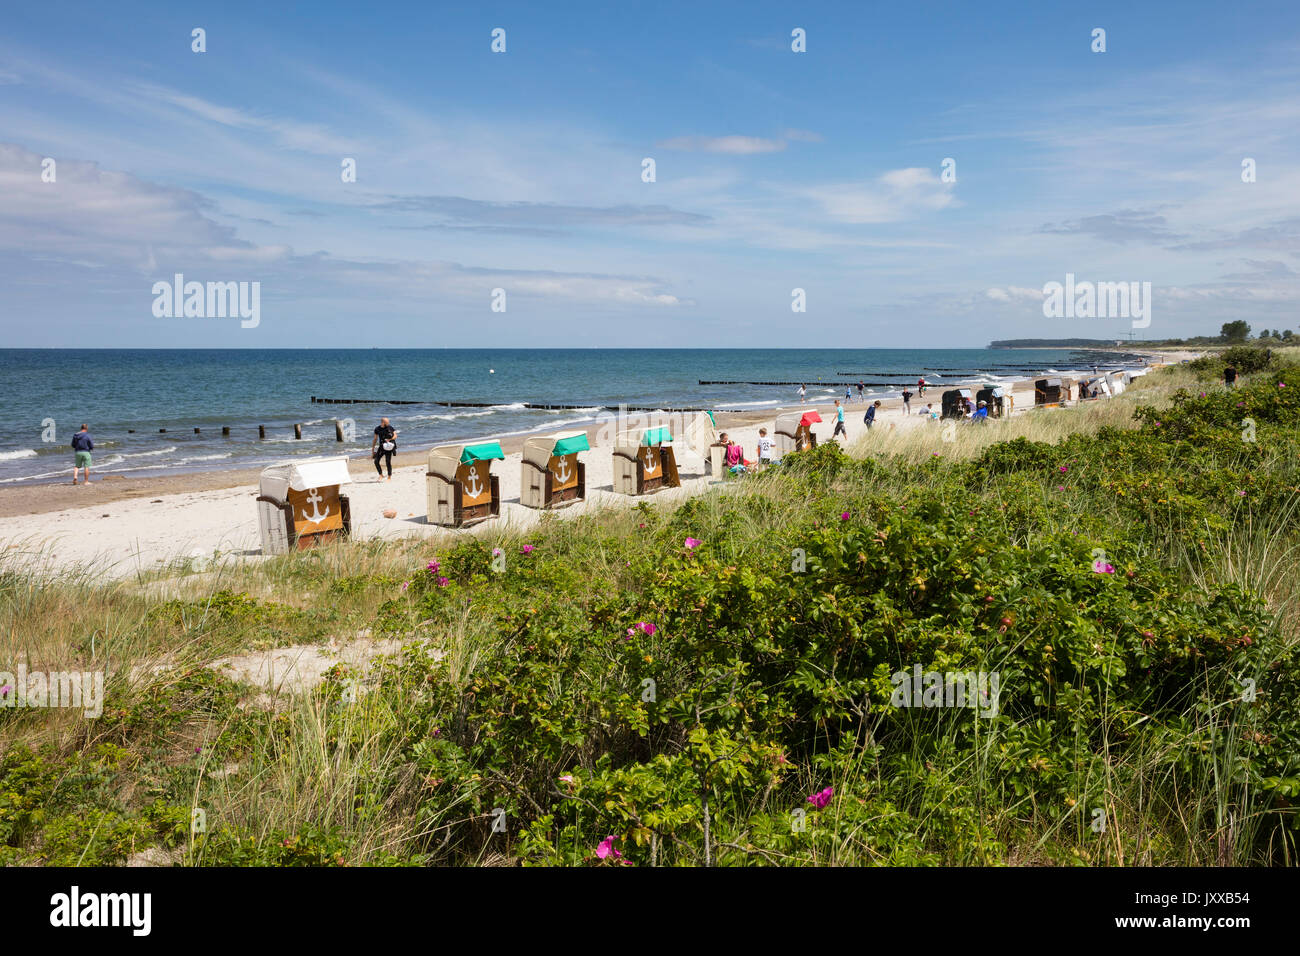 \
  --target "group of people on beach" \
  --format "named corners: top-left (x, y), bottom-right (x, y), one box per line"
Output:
top-left (799, 378), bottom-right (930, 409)
top-left (713, 428), bottom-right (779, 477)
